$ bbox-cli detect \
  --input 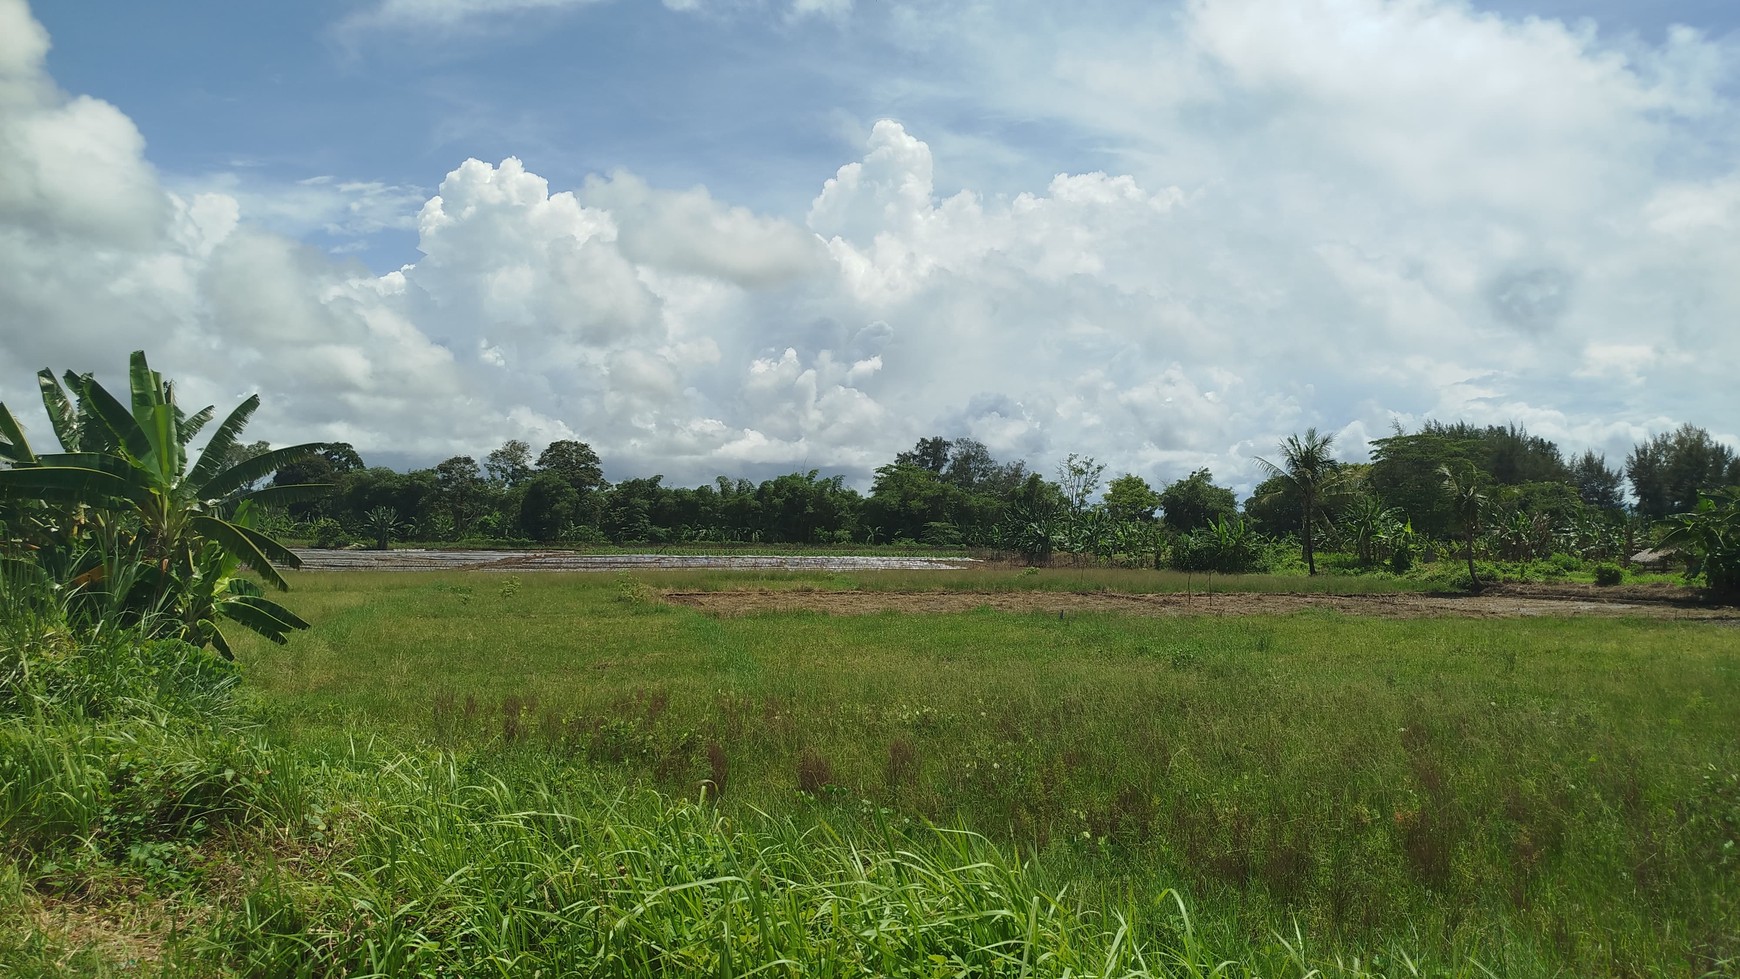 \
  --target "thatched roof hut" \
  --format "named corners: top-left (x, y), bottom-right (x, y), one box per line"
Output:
top-left (1629, 547), bottom-right (1681, 571)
